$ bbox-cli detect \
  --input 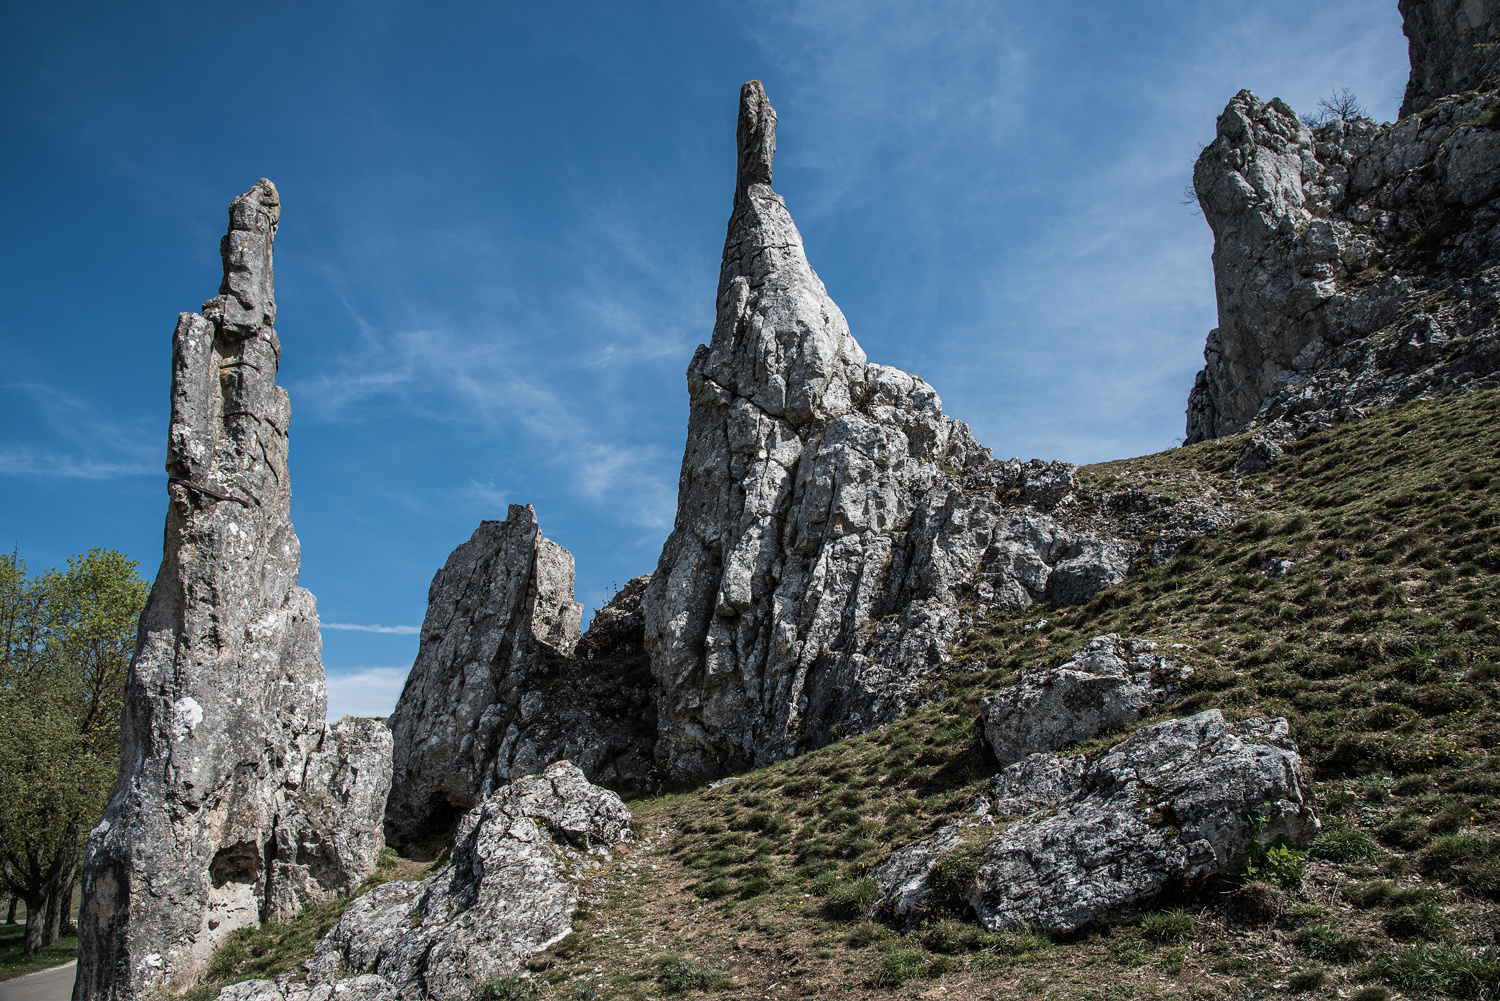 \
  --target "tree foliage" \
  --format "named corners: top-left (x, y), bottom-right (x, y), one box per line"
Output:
top-left (1302, 87), bottom-right (1369, 128)
top-left (0, 548), bottom-right (148, 955)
